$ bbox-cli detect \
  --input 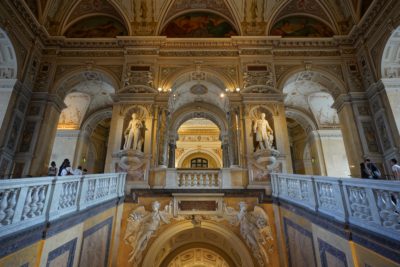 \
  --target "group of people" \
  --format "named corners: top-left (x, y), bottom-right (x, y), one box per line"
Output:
top-left (47, 159), bottom-right (87, 177)
top-left (360, 158), bottom-right (400, 180)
